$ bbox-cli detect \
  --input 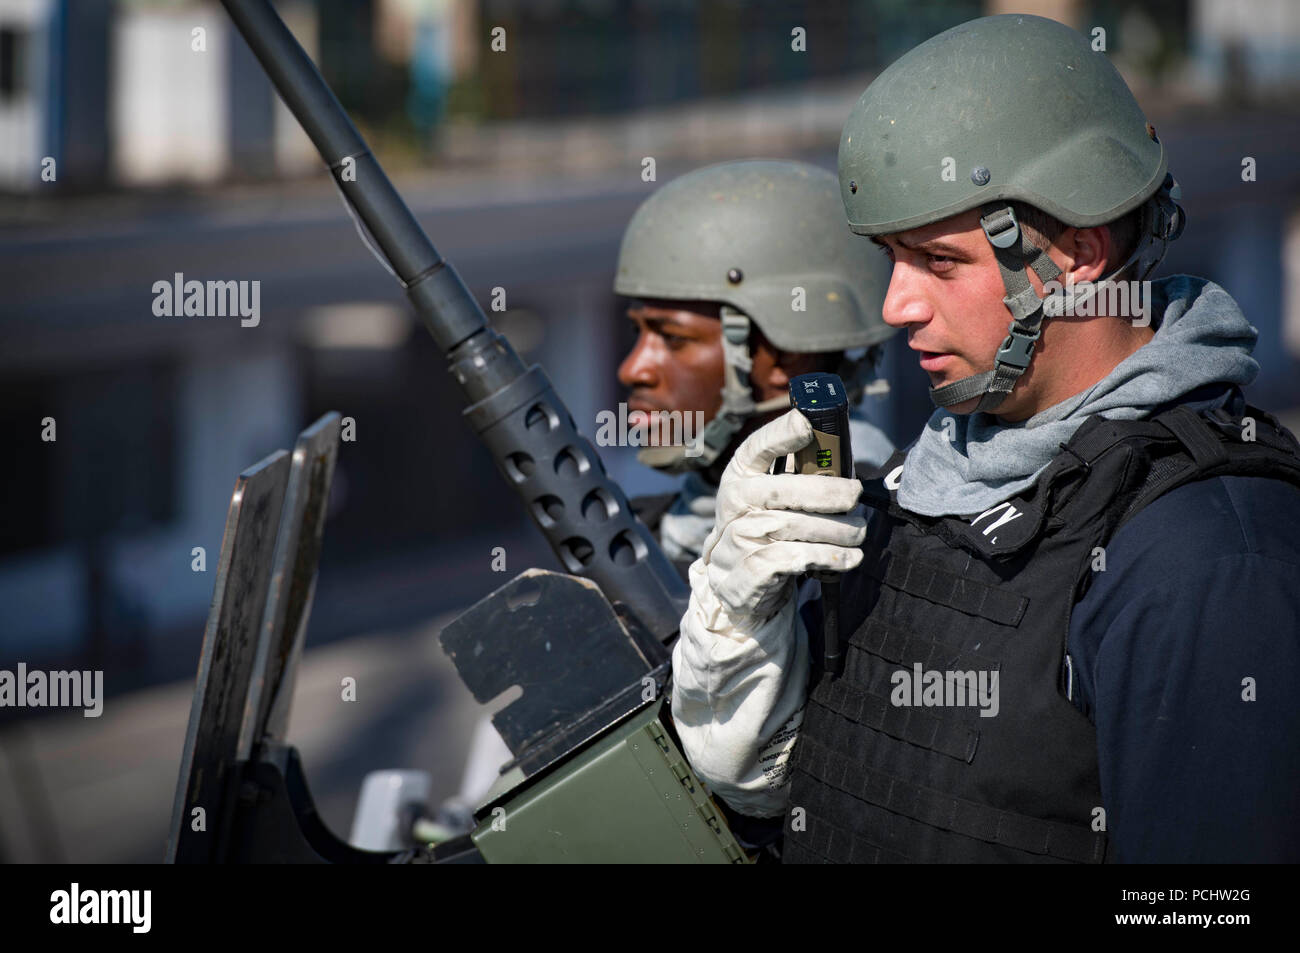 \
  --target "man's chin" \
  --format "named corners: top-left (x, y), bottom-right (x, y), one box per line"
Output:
top-left (925, 371), bottom-right (977, 416)
top-left (931, 388), bottom-right (1032, 421)
top-left (942, 397), bottom-right (982, 416)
